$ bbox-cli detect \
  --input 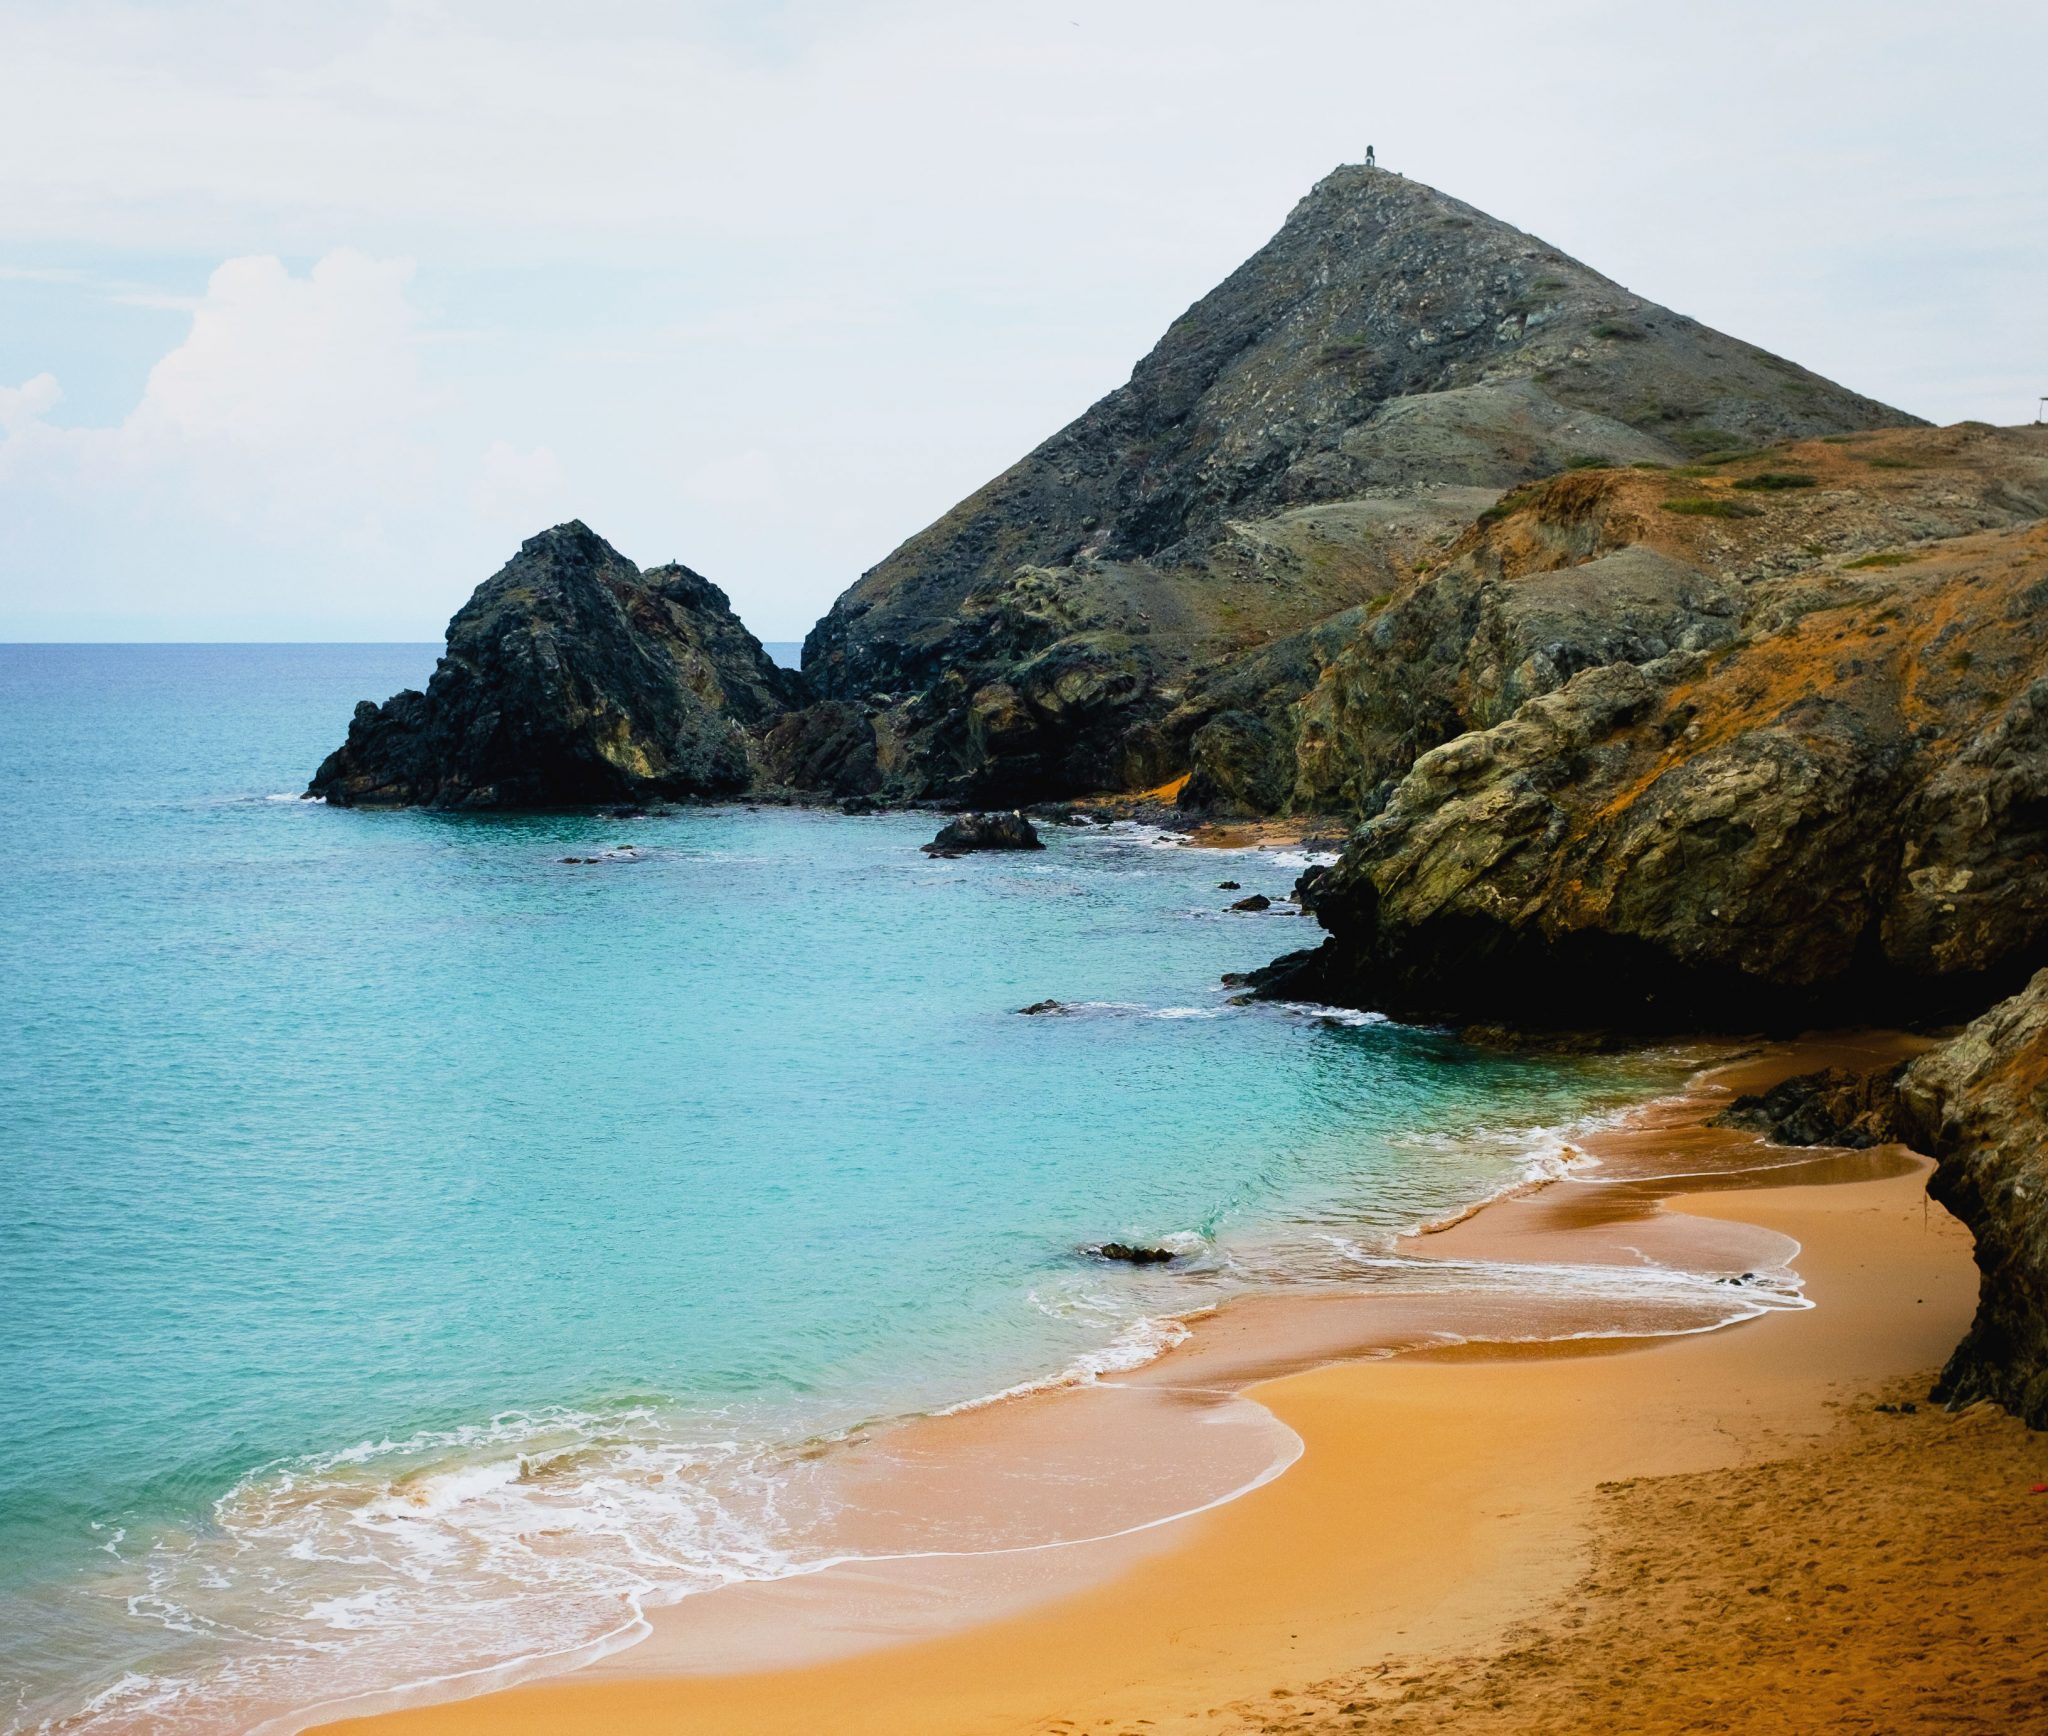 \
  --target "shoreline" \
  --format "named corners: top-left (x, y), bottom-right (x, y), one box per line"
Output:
top-left (311, 1028), bottom-right (1980, 1736)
